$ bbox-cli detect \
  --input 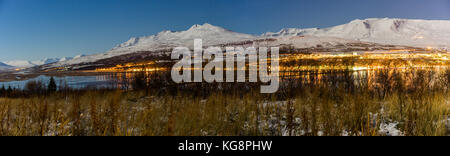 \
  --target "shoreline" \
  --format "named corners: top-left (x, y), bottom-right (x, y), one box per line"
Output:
top-left (0, 71), bottom-right (117, 82)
